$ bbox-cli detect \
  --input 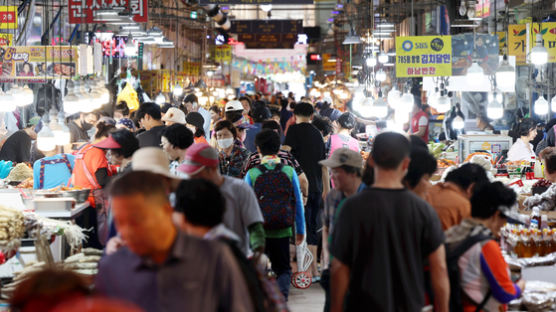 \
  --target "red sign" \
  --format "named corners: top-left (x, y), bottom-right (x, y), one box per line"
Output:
top-left (68, 0), bottom-right (148, 24)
